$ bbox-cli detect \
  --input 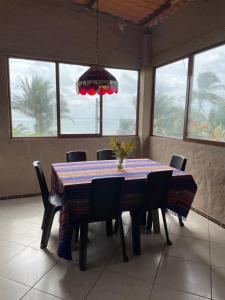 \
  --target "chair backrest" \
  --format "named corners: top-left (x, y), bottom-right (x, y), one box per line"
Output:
top-left (144, 170), bottom-right (173, 210)
top-left (33, 161), bottom-right (51, 210)
top-left (170, 155), bottom-right (187, 171)
top-left (97, 149), bottom-right (115, 160)
top-left (89, 177), bottom-right (125, 221)
top-left (66, 151), bottom-right (87, 162)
